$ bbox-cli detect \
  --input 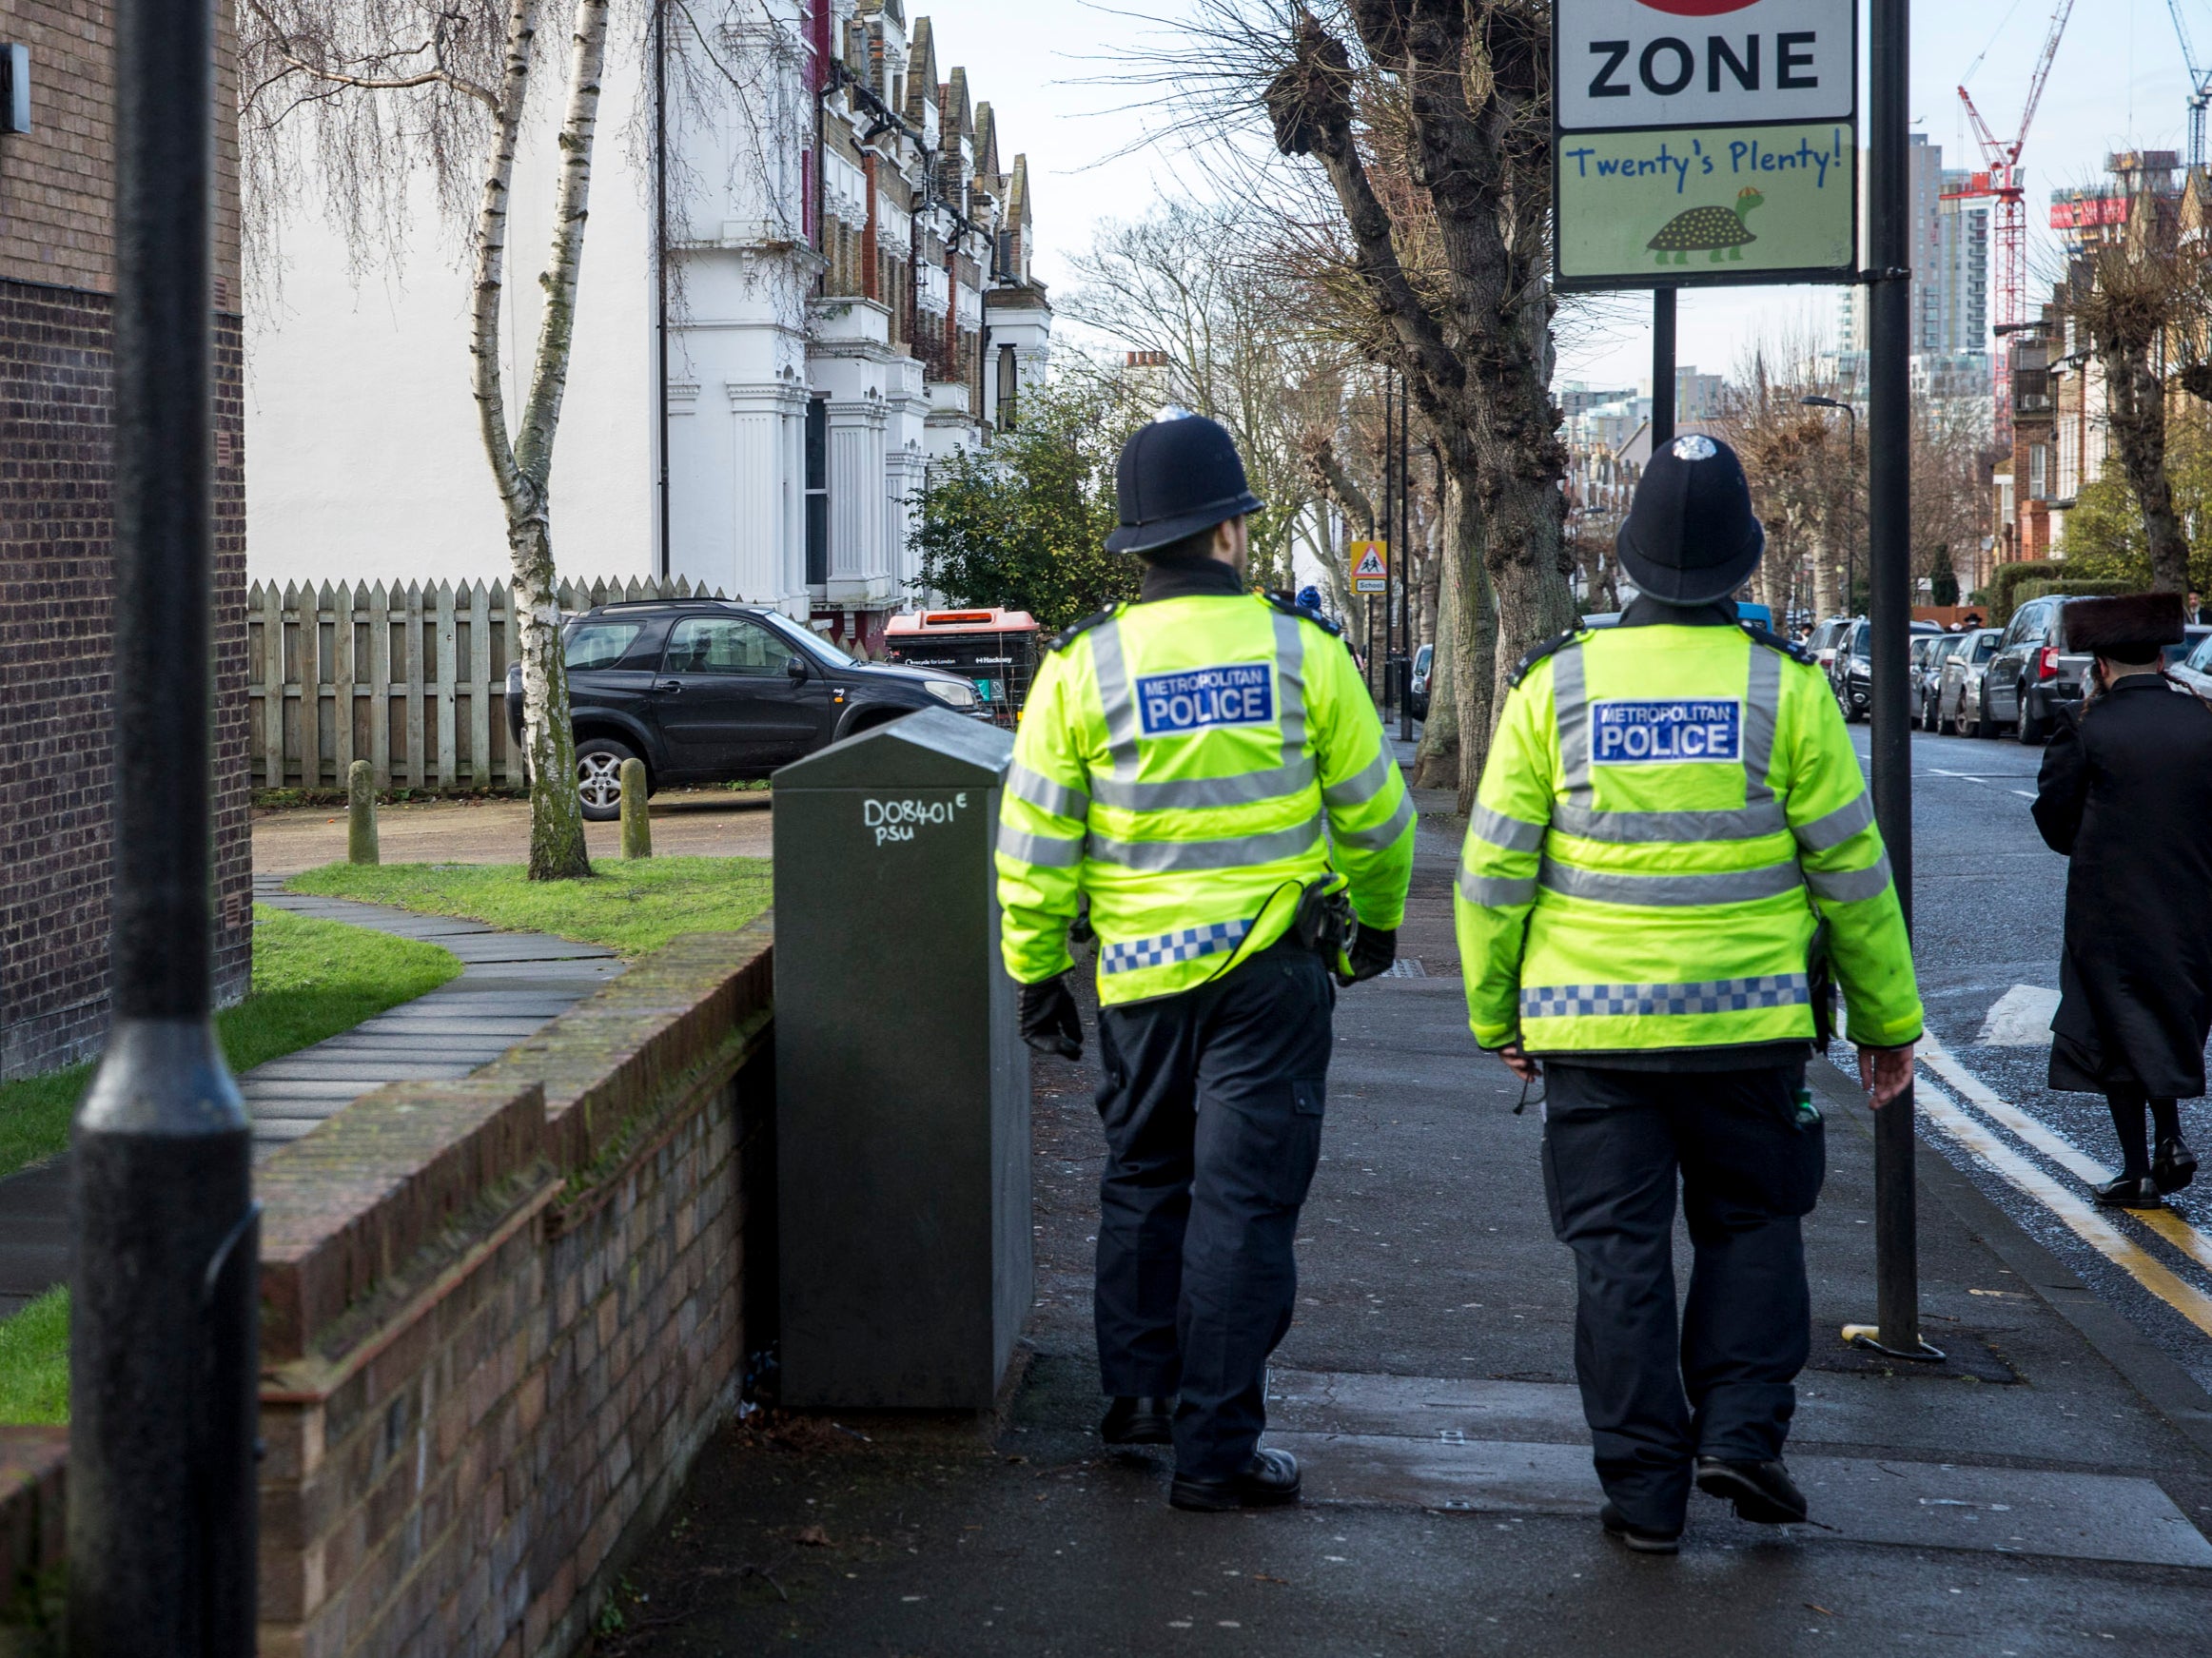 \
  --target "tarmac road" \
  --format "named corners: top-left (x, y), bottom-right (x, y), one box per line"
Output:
top-left (1883, 720), bottom-right (2212, 1395)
